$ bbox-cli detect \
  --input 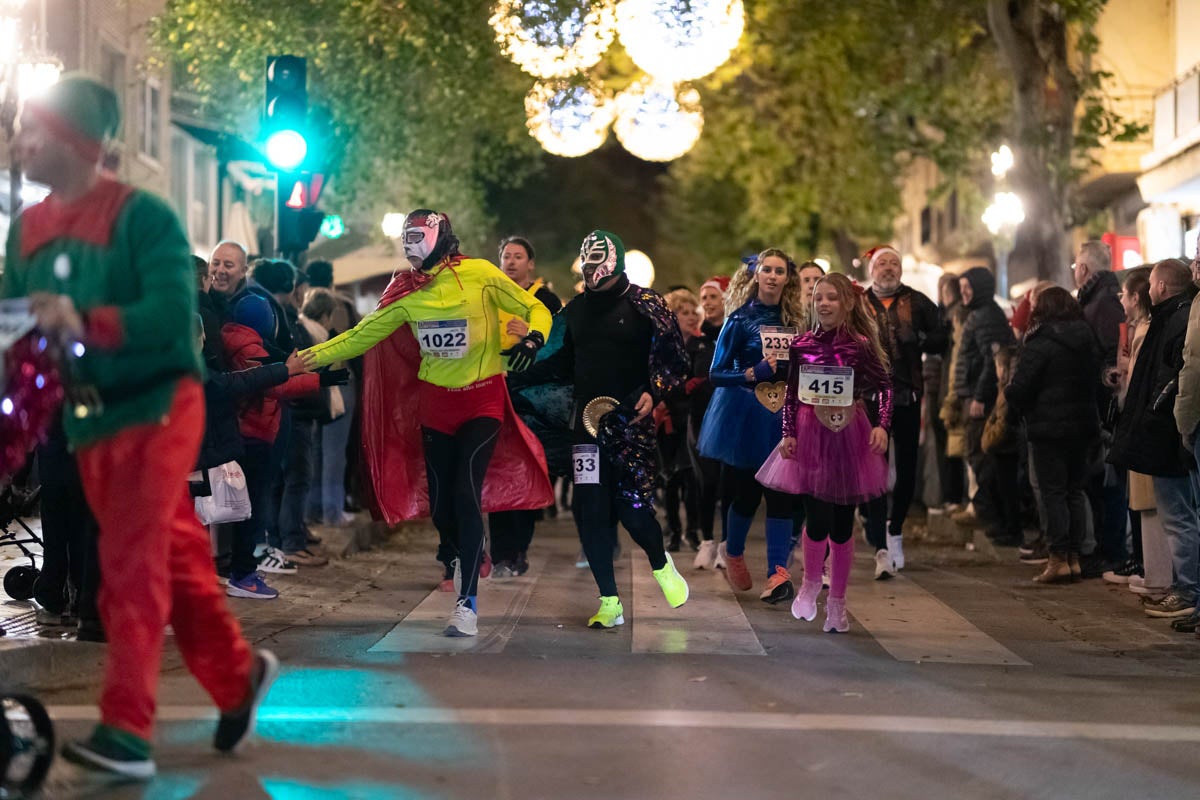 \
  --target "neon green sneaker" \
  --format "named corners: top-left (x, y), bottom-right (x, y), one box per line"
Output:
top-left (653, 553), bottom-right (690, 608)
top-left (588, 596), bottom-right (625, 628)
